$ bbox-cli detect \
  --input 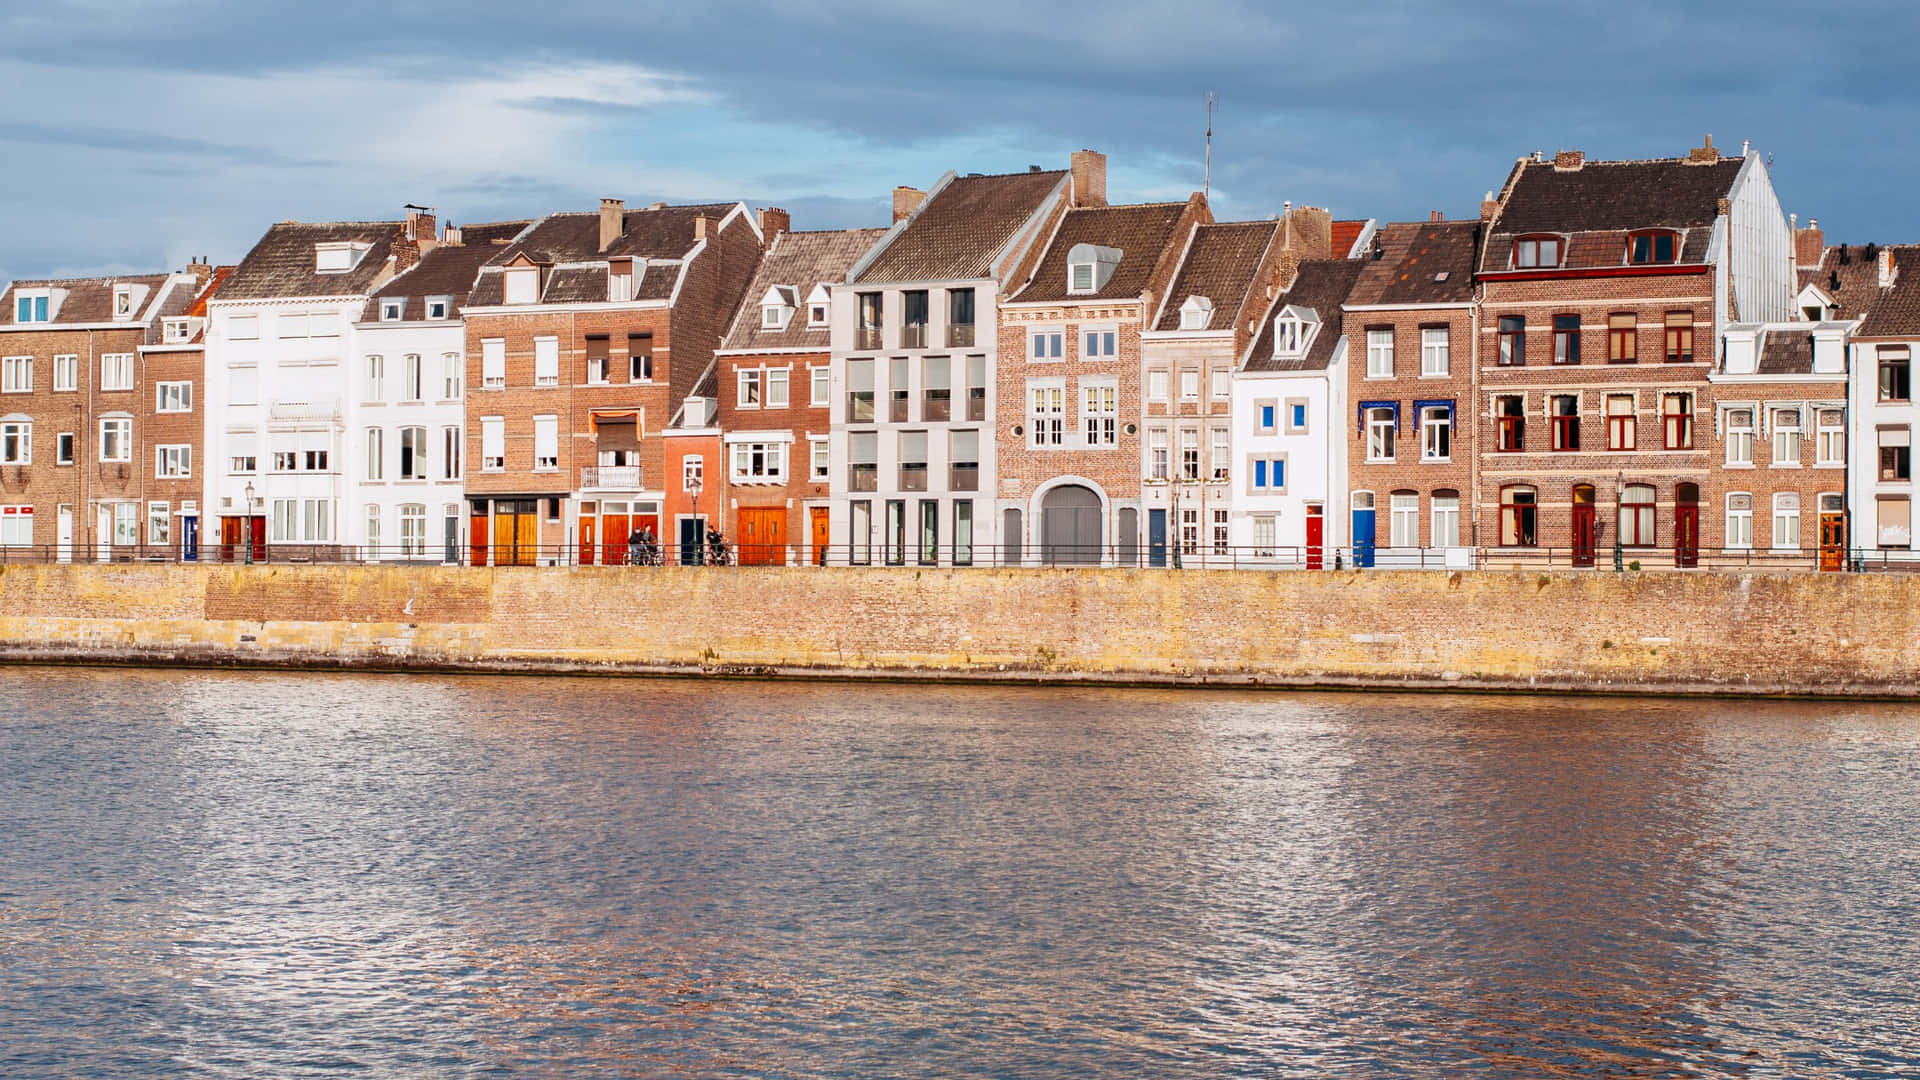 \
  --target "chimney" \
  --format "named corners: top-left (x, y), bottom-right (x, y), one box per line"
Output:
top-left (1279, 204), bottom-right (1332, 259)
top-left (1689, 134), bottom-right (1720, 164)
top-left (1553, 149), bottom-right (1584, 171)
top-left (1070, 148), bottom-right (1108, 207)
top-left (757, 207), bottom-right (790, 245)
top-left (1429, 210), bottom-right (1443, 223)
top-left (892, 186), bottom-right (926, 223)
top-left (599, 198), bottom-right (625, 253)
top-left (185, 256), bottom-right (213, 287)
top-left (405, 206), bottom-right (436, 243)
top-left (443, 223), bottom-right (463, 246)
top-left (693, 216), bottom-right (709, 242)
top-left (1794, 217), bottom-right (1825, 271)
top-left (1481, 190), bottom-right (1500, 221)
top-left (1880, 247), bottom-right (1898, 289)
